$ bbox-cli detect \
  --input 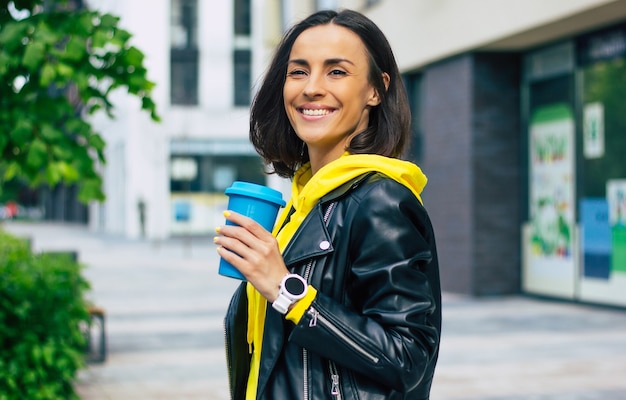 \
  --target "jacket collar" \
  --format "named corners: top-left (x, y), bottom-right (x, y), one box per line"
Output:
top-left (281, 172), bottom-right (374, 267)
